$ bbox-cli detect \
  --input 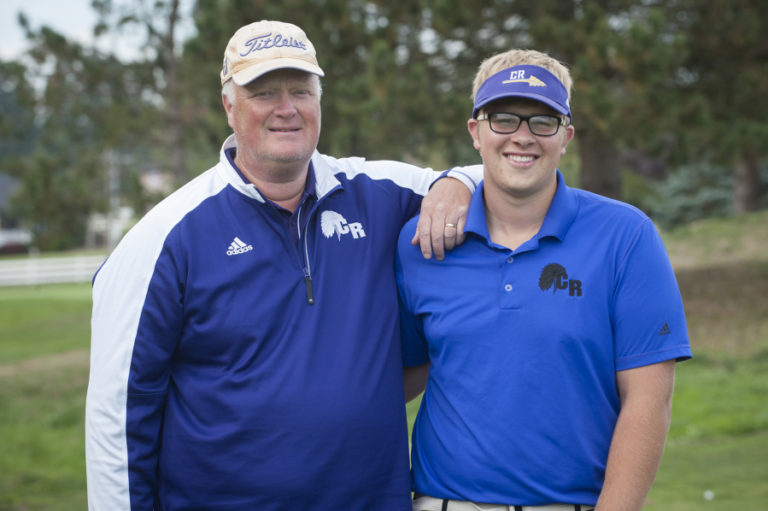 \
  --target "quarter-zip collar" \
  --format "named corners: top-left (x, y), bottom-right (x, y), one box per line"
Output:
top-left (216, 135), bottom-right (343, 203)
